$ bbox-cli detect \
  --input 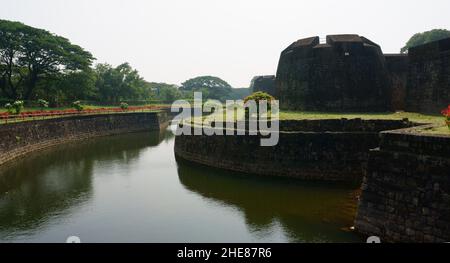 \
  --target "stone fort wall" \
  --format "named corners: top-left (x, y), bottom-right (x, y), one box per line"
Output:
top-left (0, 112), bottom-right (170, 166)
top-left (270, 35), bottom-right (450, 114)
top-left (385, 54), bottom-right (409, 111)
top-left (250, 75), bottom-right (276, 96)
top-left (174, 119), bottom-right (413, 183)
top-left (275, 35), bottom-right (390, 112)
top-left (355, 127), bottom-right (450, 242)
top-left (406, 37), bottom-right (450, 114)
